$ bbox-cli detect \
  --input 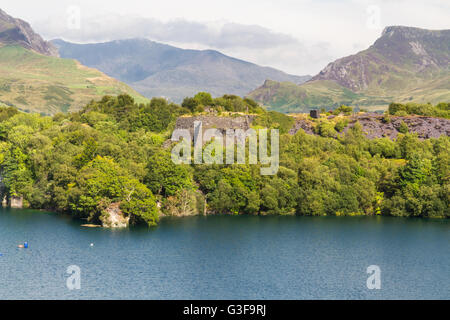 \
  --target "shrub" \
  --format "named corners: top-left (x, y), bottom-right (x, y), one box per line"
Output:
top-left (398, 121), bottom-right (409, 134)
